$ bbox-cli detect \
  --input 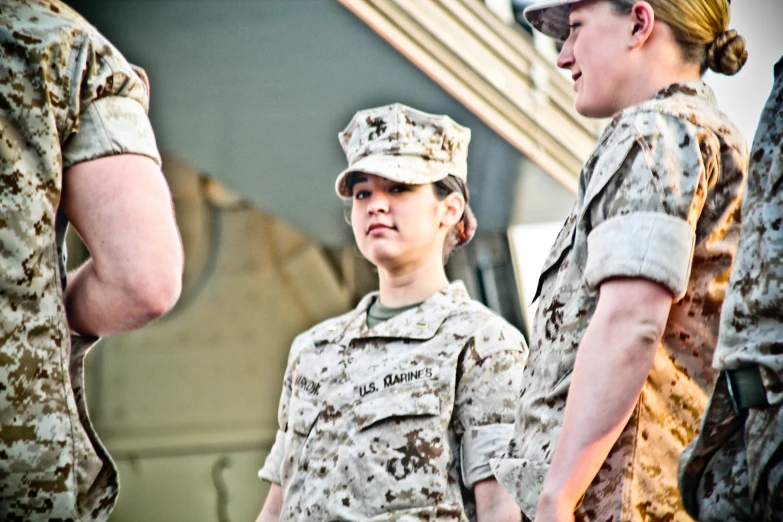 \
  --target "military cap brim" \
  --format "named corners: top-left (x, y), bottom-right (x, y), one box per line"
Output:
top-left (523, 0), bottom-right (582, 41)
top-left (335, 155), bottom-right (454, 199)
